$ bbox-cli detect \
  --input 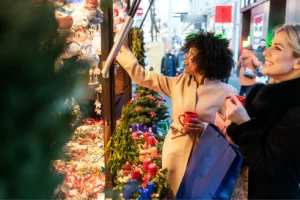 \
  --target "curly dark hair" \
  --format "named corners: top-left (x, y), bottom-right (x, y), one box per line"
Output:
top-left (182, 31), bottom-right (234, 81)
